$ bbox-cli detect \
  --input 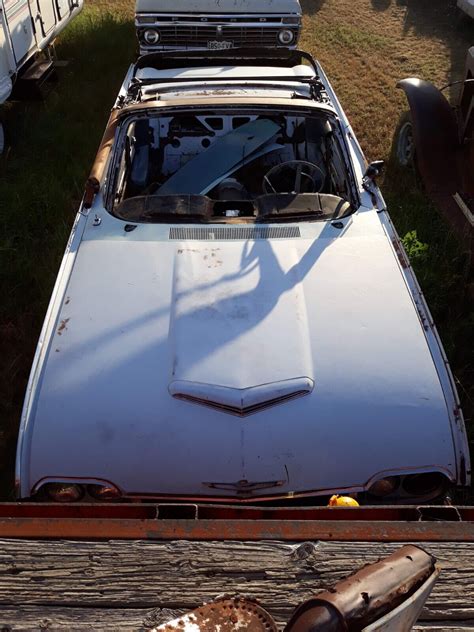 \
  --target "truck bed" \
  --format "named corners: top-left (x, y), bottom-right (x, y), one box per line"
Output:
top-left (1, 539), bottom-right (473, 631)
